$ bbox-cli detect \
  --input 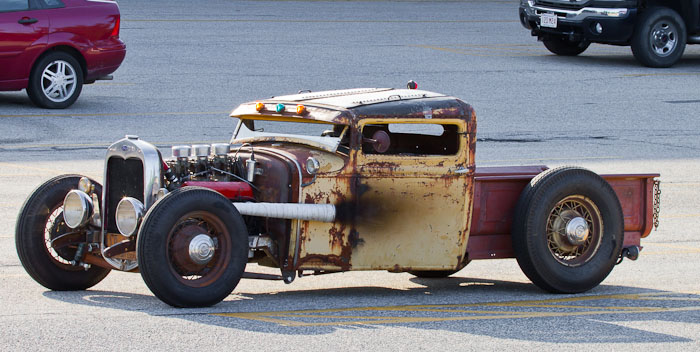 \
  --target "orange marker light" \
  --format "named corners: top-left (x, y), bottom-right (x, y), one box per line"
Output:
top-left (255, 102), bottom-right (265, 112)
top-left (296, 104), bottom-right (306, 115)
